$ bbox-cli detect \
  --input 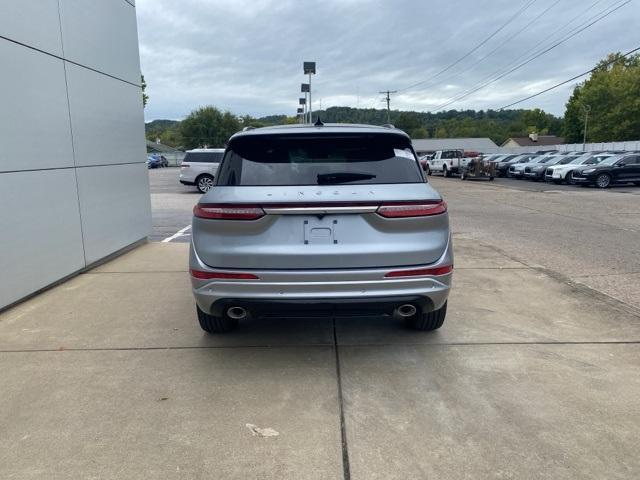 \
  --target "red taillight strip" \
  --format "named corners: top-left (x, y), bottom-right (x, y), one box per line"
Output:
top-left (194, 204), bottom-right (265, 220)
top-left (377, 201), bottom-right (447, 218)
top-left (190, 269), bottom-right (260, 280)
top-left (385, 265), bottom-right (453, 278)
top-left (194, 200), bottom-right (446, 219)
